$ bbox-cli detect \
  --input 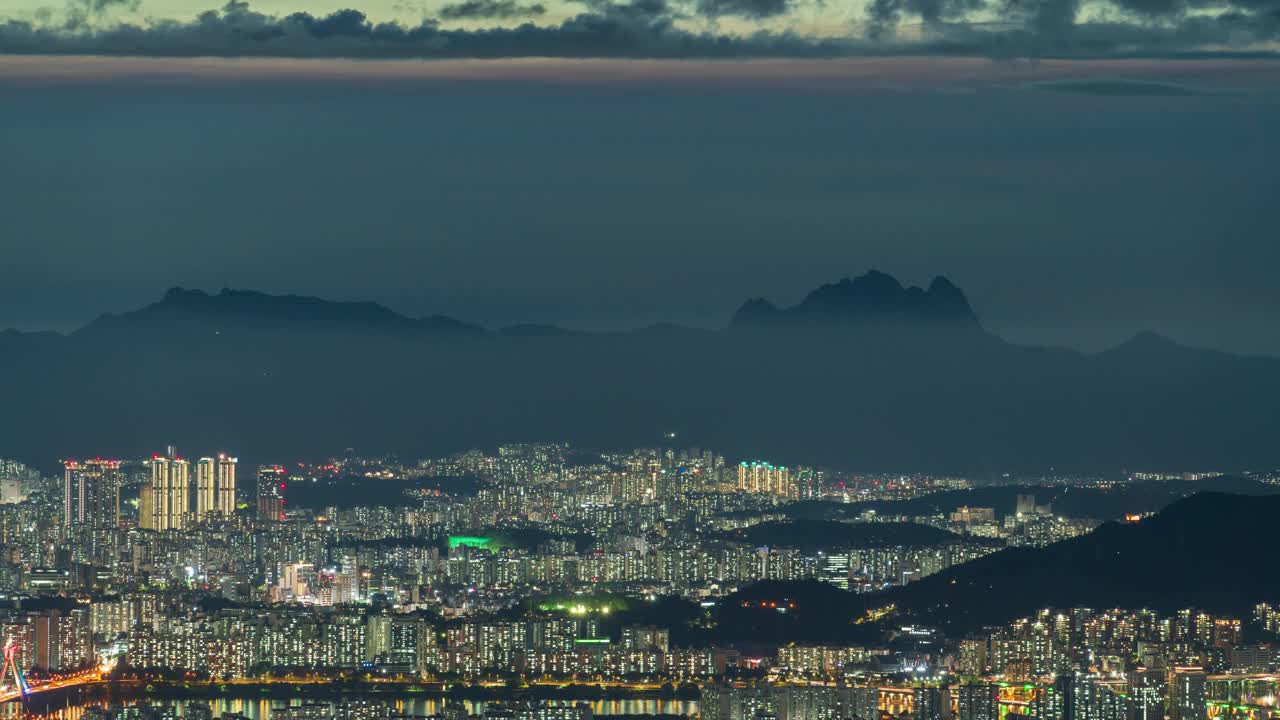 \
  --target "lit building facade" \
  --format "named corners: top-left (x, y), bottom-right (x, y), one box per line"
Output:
top-left (143, 454), bottom-right (190, 531)
top-left (62, 459), bottom-right (120, 532)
